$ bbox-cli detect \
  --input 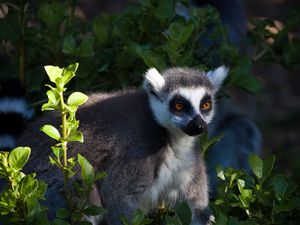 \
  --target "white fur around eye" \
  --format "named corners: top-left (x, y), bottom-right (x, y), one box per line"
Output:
top-left (172, 87), bottom-right (215, 124)
top-left (175, 88), bottom-right (207, 114)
